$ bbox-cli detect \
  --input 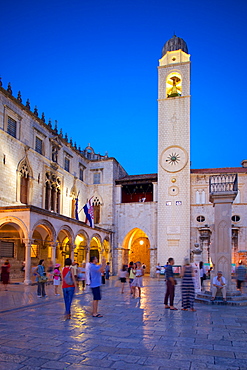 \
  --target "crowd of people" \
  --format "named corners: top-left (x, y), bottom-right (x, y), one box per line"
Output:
top-left (1, 257), bottom-right (247, 320)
